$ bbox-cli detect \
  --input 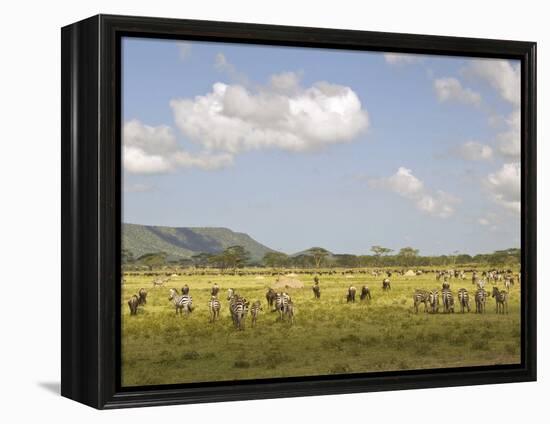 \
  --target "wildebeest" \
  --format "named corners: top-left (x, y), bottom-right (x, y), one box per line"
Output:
top-left (138, 288), bottom-right (147, 305)
top-left (347, 286), bottom-right (356, 303)
top-left (265, 288), bottom-right (277, 309)
top-left (312, 281), bottom-right (321, 299)
top-left (182, 284), bottom-right (190, 295)
top-left (360, 286), bottom-right (371, 301)
top-left (442, 280), bottom-right (450, 290)
top-left (382, 278), bottom-right (391, 291)
top-left (211, 282), bottom-right (220, 296)
top-left (128, 295), bottom-right (139, 315)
